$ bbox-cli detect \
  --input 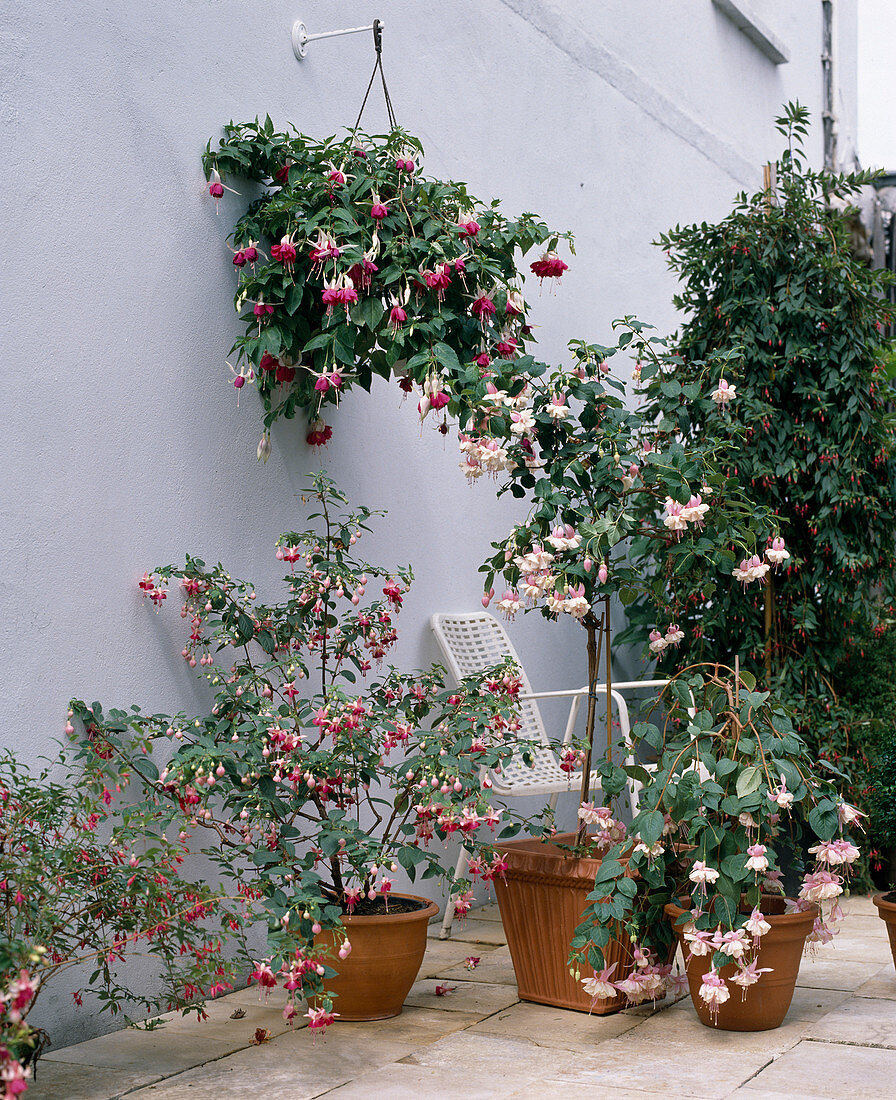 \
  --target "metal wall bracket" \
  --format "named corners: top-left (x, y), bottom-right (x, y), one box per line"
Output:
top-left (292, 19), bottom-right (383, 60)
